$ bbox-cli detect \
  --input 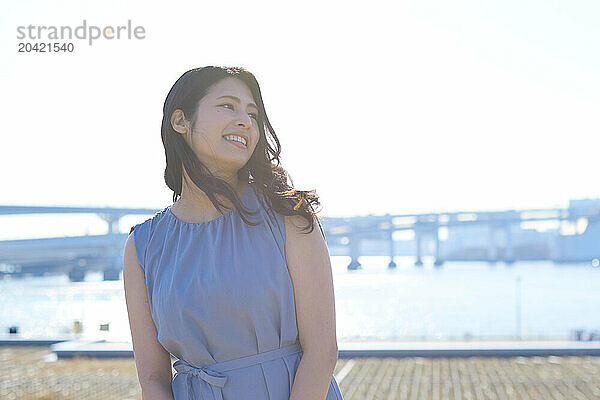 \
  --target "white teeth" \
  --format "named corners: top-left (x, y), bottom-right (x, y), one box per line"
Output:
top-left (224, 135), bottom-right (247, 146)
